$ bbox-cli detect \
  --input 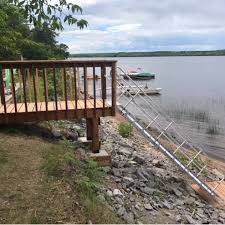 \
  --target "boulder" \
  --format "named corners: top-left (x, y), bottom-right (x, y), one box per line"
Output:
top-left (51, 128), bottom-right (62, 139)
top-left (113, 189), bottom-right (123, 197)
top-left (144, 203), bottom-right (153, 211)
top-left (123, 212), bottom-right (135, 224)
top-left (117, 206), bottom-right (126, 216)
top-left (133, 154), bottom-right (145, 164)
